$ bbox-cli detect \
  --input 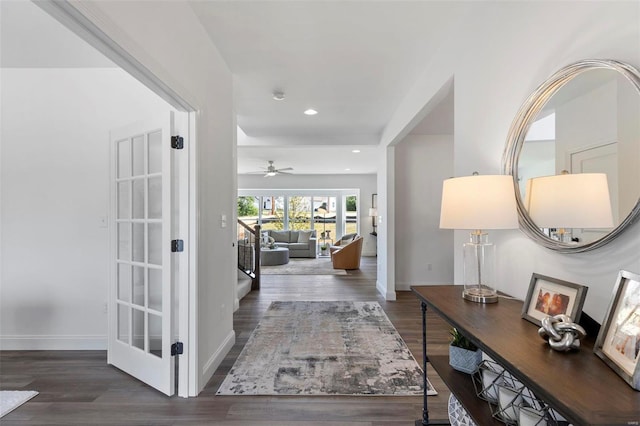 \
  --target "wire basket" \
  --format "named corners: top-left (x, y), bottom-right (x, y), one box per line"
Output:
top-left (472, 360), bottom-right (570, 426)
top-left (472, 360), bottom-right (507, 404)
